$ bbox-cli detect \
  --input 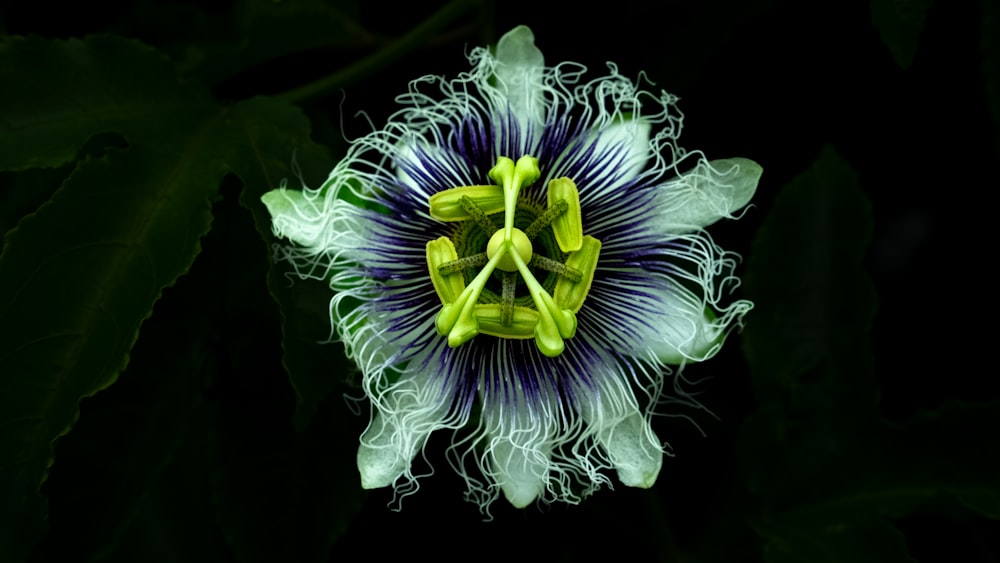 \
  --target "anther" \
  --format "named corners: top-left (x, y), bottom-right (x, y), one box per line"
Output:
top-left (460, 195), bottom-right (496, 234)
top-left (528, 255), bottom-right (583, 282)
top-left (524, 200), bottom-right (568, 240)
top-left (439, 253), bottom-right (488, 274)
